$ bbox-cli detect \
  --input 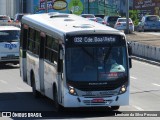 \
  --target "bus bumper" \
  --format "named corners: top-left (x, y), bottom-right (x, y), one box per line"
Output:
top-left (63, 90), bottom-right (129, 108)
